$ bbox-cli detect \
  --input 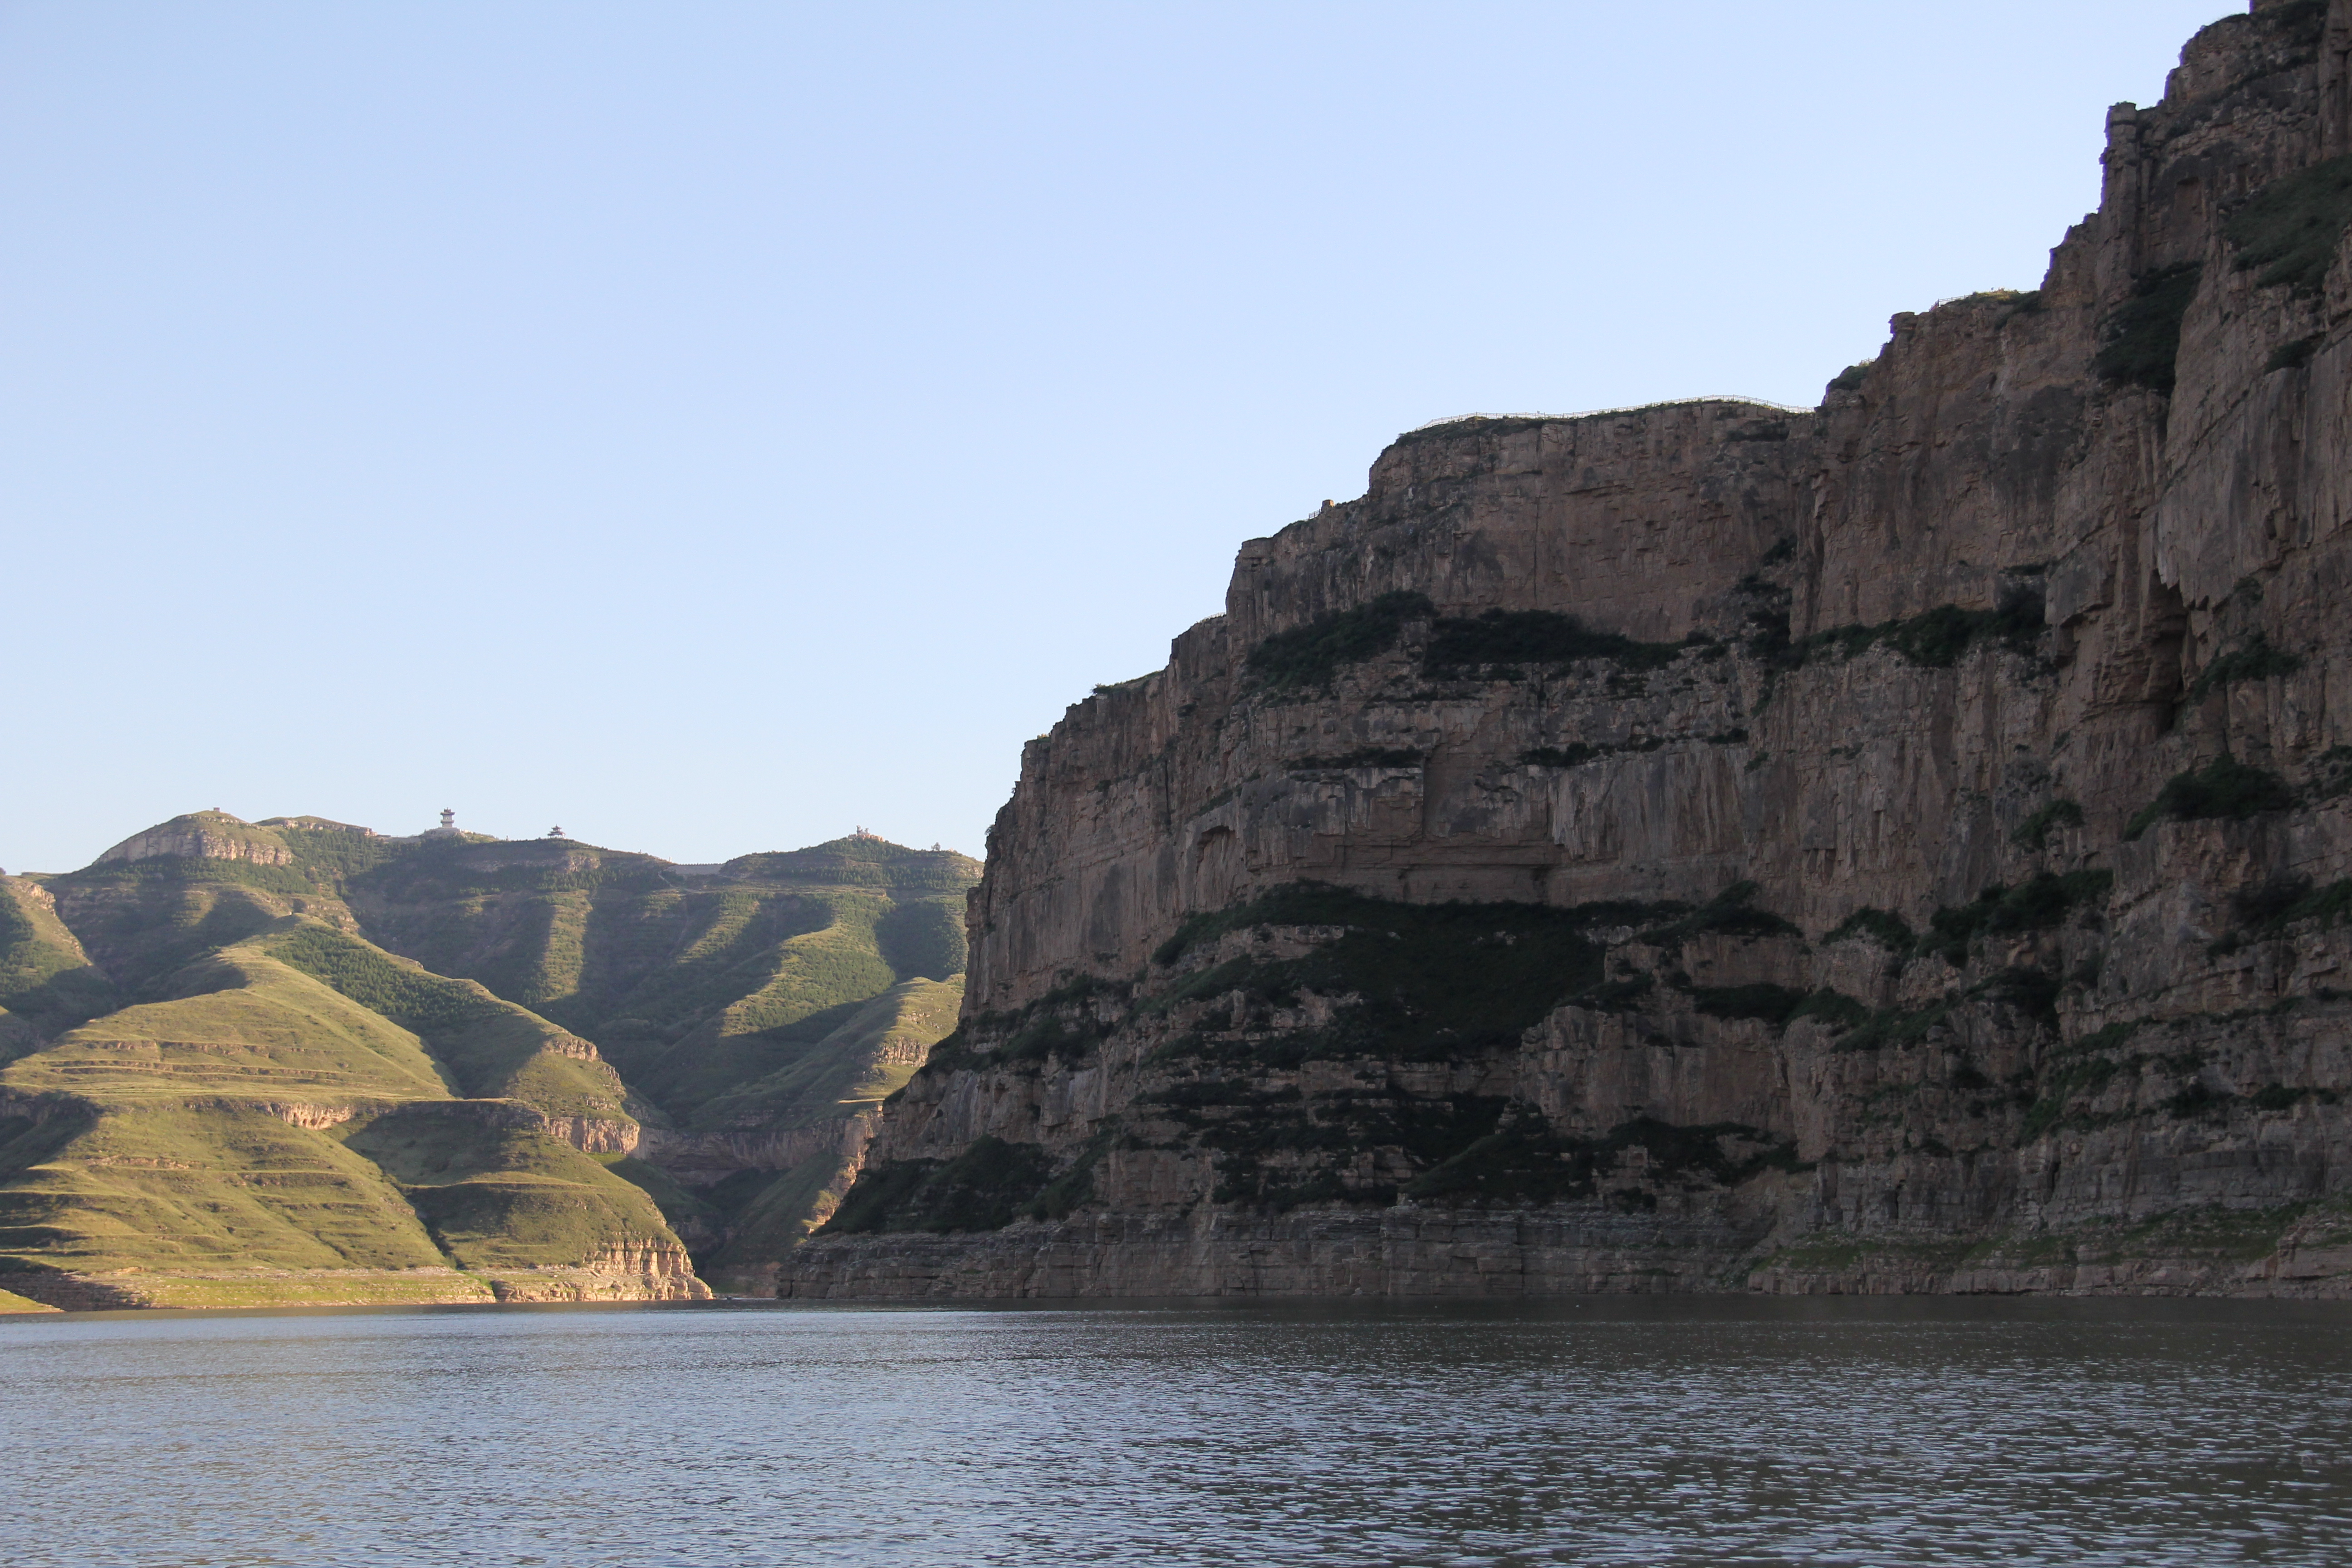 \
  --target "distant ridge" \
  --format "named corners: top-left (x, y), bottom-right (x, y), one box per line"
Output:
top-left (0, 810), bottom-right (979, 1306)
